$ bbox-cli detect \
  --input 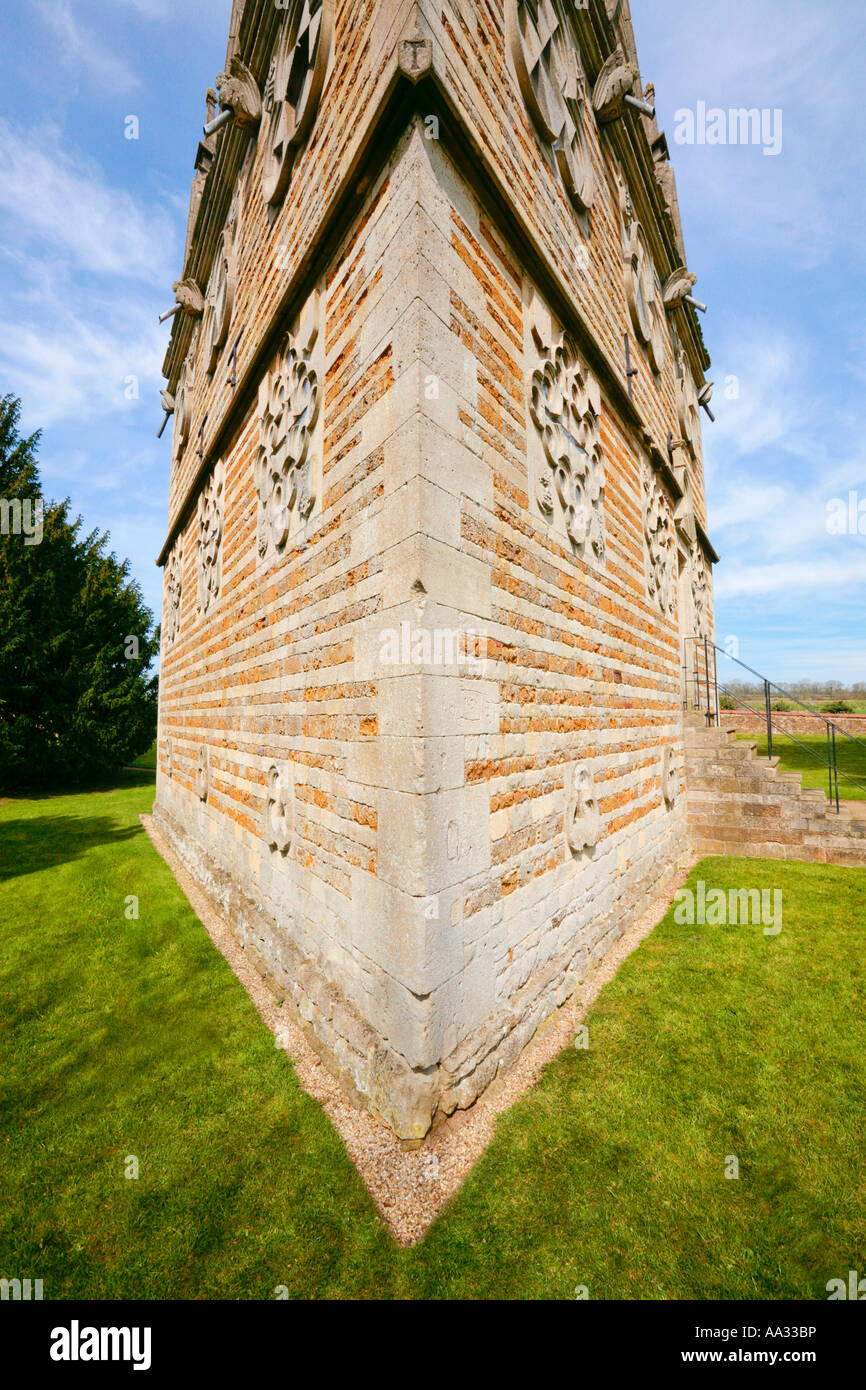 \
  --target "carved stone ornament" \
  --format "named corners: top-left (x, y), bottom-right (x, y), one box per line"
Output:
top-left (619, 177), bottom-right (666, 374)
top-left (165, 542), bottom-right (183, 645)
top-left (215, 55), bottom-right (262, 129)
top-left (662, 743), bottom-right (678, 807)
top-left (171, 351), bottom-right (194, 469)
top-left (263, 764), bottom-right (293, 854)
top-left (675, 343), bottom-right (702, 458)
top-left (398, 20), bottom-right (433, 83)
top-left (591, 48), bottom-right (638, 123)
top-left (643, 464), bottom-right (676, 619)
top-left (172, 277), bottom-right (206, 318)
top-left (256, 294), bottom-right (320, 558)
top-left (197, 459), bottom-right (224, 616)
top-left (197, 746), bottom-right (209, 802)
top-left (204, 207), bottom-right (239, 374)
top-left (262, 0), bottom-right (334, 208)
top-left (663, 266), bottom-right (697, 313)
top-left (672, 464), bottom-right (697, 546)
top-left (529, 318), bottom-right (606, 564)
top-left (506, 0), bottom-right (595, 211)
top-left (690, 543), bottom-right (711, 640)
top-left (566, 766), bottom-right (601, 856)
